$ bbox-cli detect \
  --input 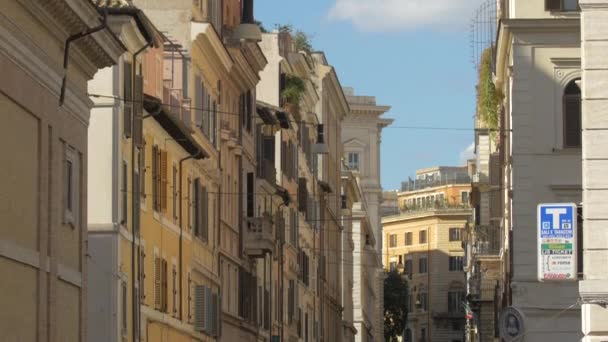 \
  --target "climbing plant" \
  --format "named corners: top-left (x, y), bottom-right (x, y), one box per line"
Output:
top-left (477, 47), bottom-right (503, 132)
